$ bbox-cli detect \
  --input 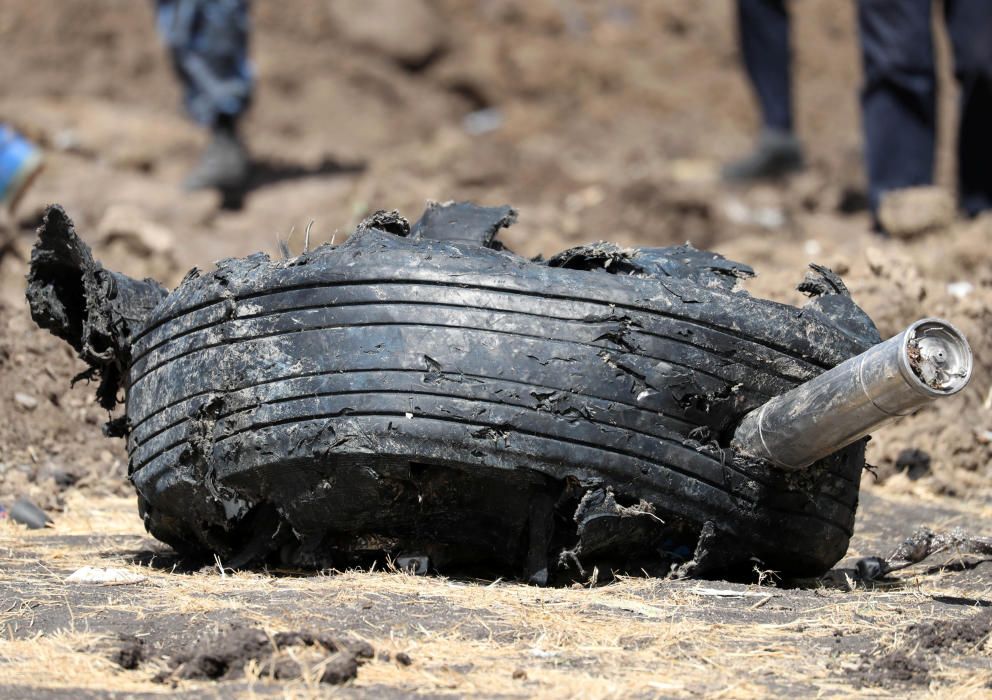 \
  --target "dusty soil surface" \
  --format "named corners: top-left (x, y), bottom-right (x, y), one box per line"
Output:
top-left (1, 492), bottom-right (990, 698)
top-left (0, 1), bottom-right (990, 697)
